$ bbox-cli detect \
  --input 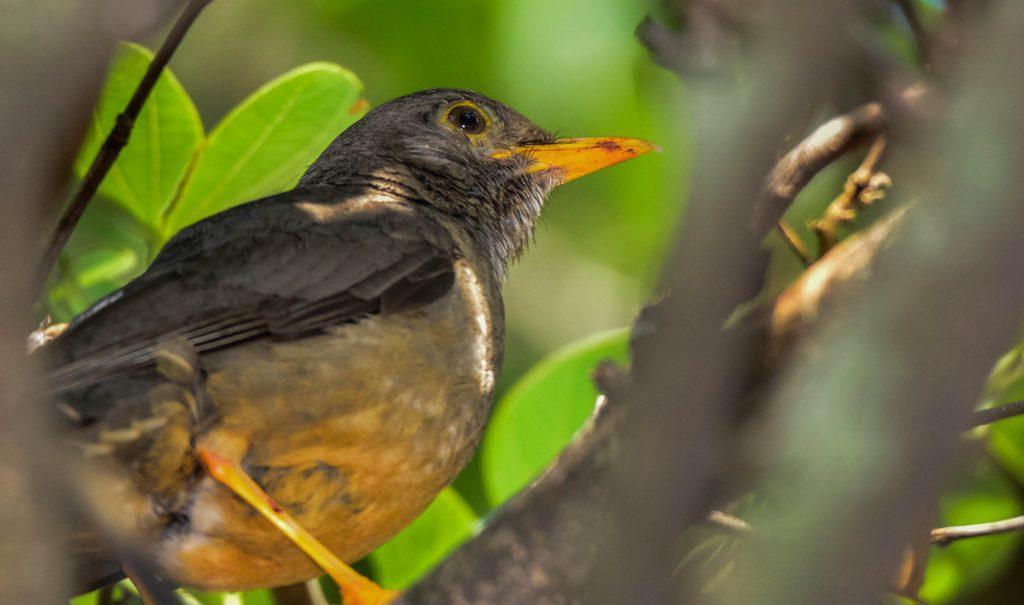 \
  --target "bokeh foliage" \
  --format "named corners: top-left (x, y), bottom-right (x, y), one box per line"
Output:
top-left (57, 1), bottom-right (1024, 603)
